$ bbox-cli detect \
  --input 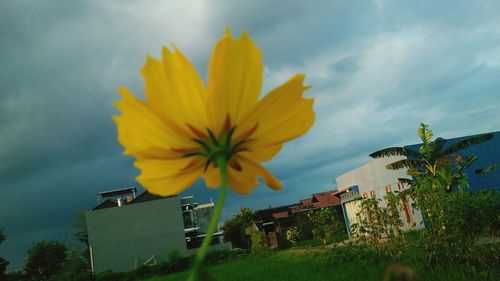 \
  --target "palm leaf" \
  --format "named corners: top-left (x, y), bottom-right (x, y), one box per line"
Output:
top-left (386, 159), bottom-right (424, 170)
top-left (417, 123), bottom-right (432, 145)
top-left (435, 154), bottom-right (464, 166)
top-left (442, 133), bottom-right (493, 155)
top-left (398, 178), bottom-right (413, 185)
top-left (476, 163), bottom-right (499, 176)
top-left (369, 147), bottom-right (421, 159)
